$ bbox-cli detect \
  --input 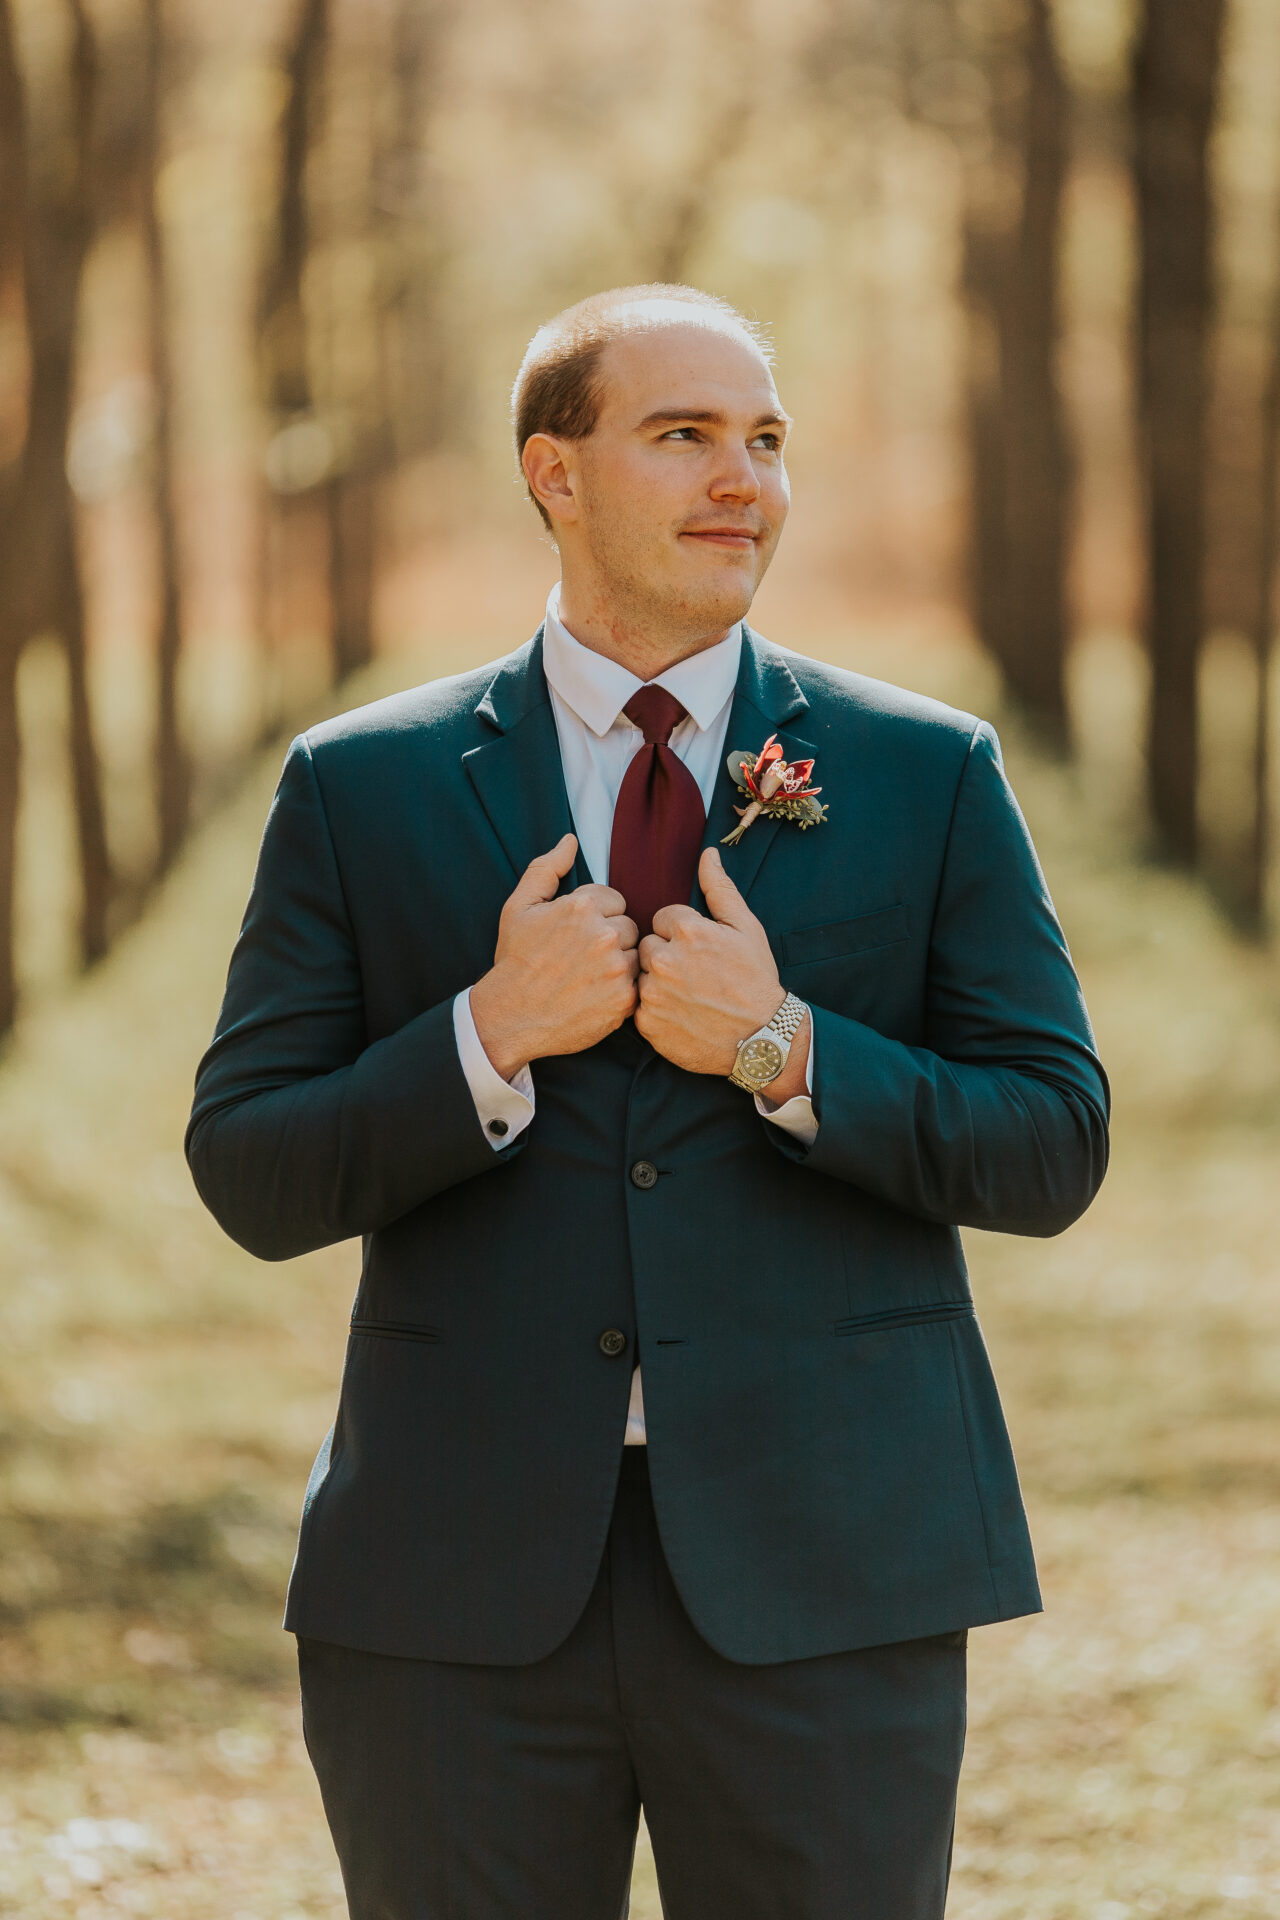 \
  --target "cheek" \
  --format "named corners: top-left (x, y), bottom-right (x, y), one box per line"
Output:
top-left (583, 457), bottom-right (679, 564)
top-left (763, 468), bottom-right (790, 527)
